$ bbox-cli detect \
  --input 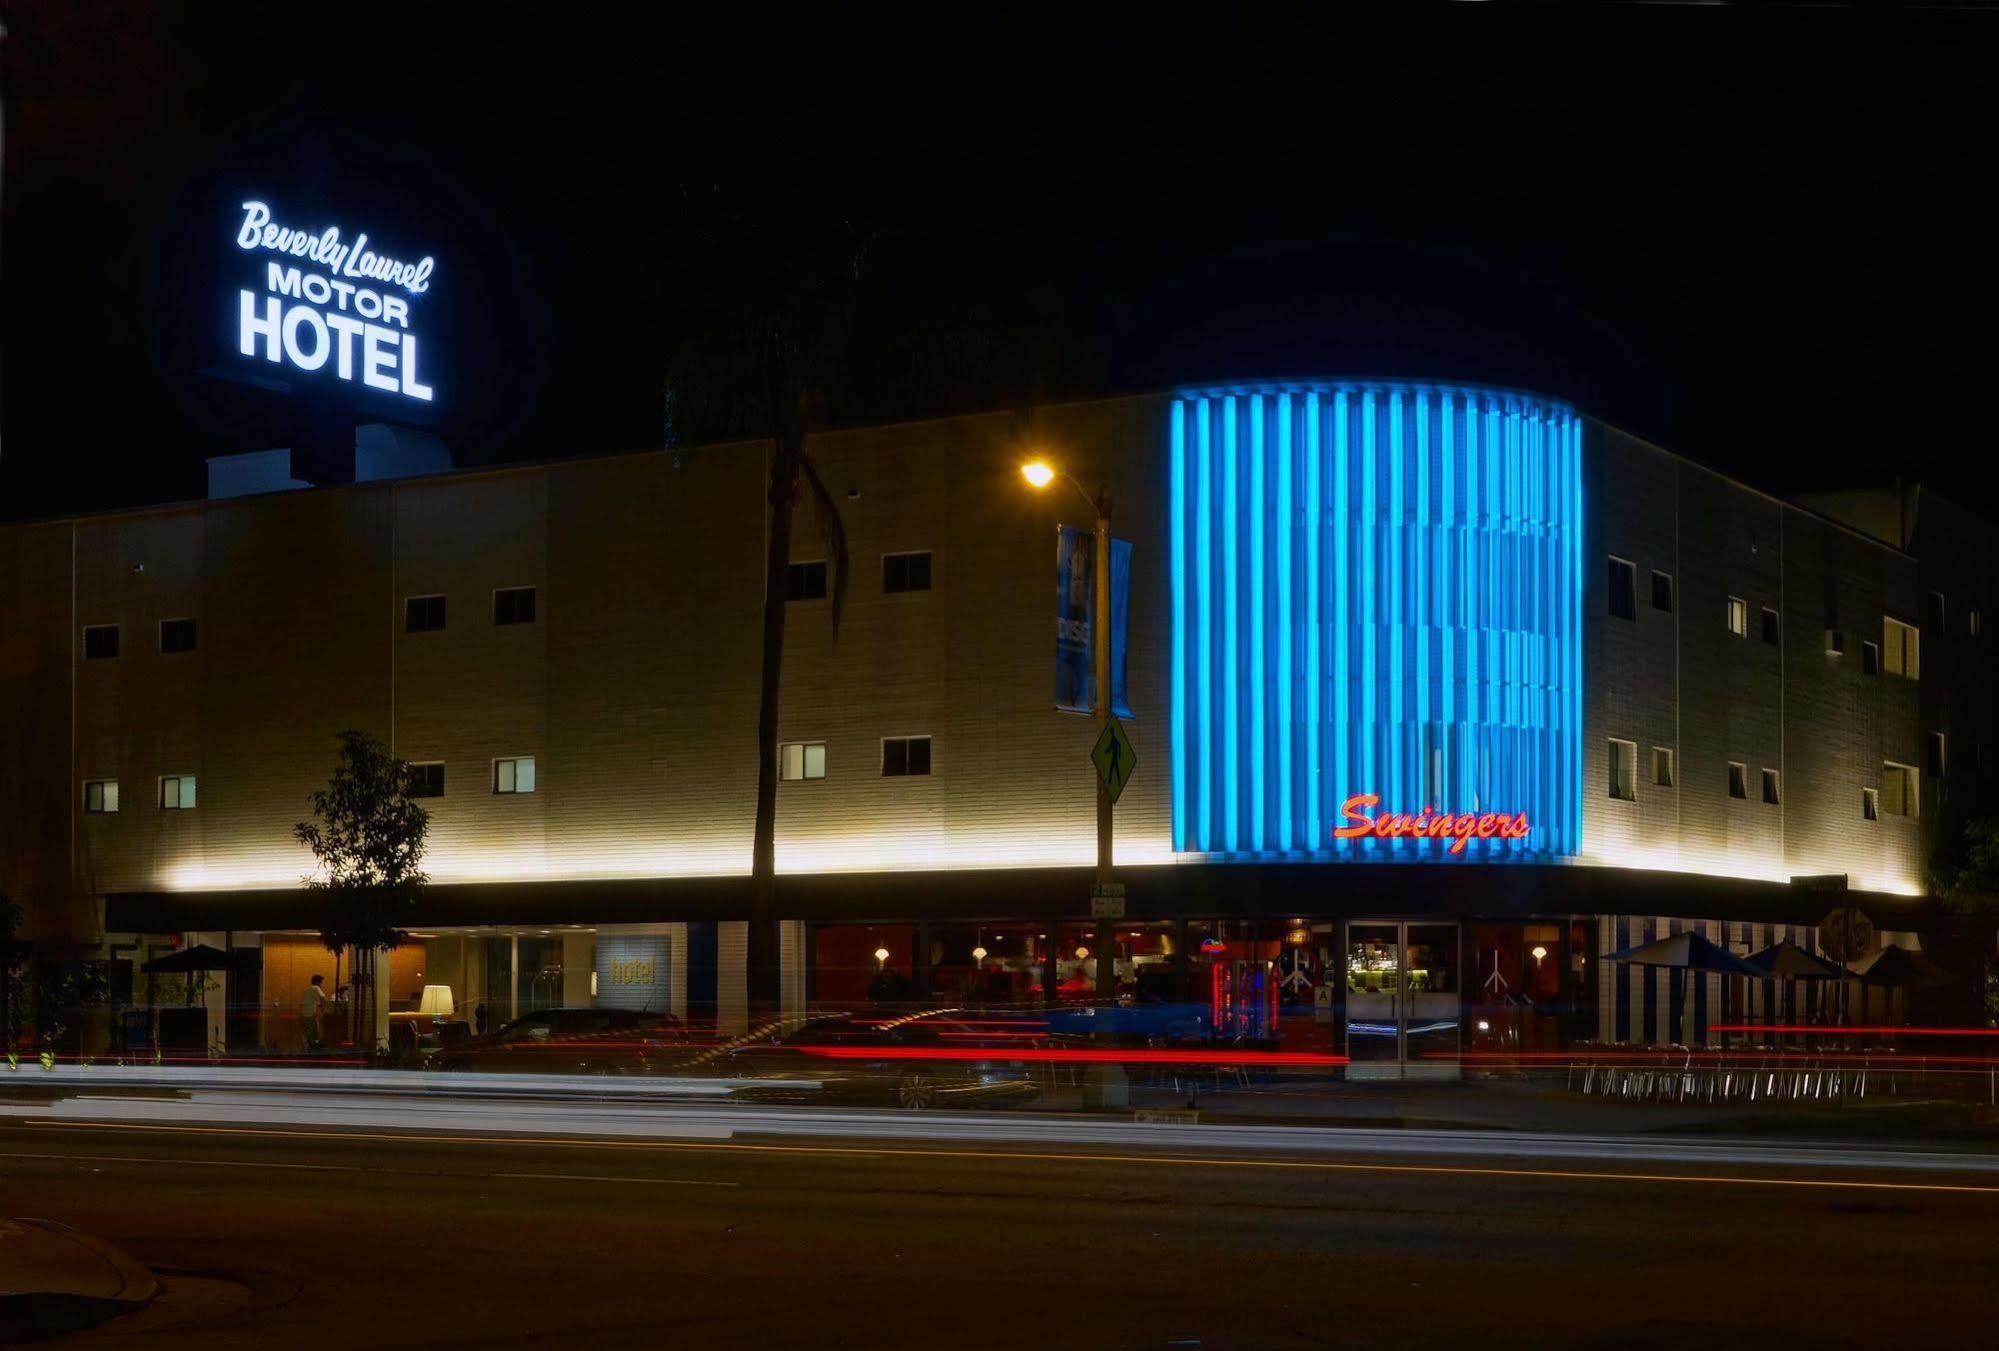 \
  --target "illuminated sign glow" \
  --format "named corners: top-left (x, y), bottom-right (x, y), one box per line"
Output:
top-left (1333, 792), bottom-right (1530, 855)
top-left (233, 200), bottom-right (436, 403)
